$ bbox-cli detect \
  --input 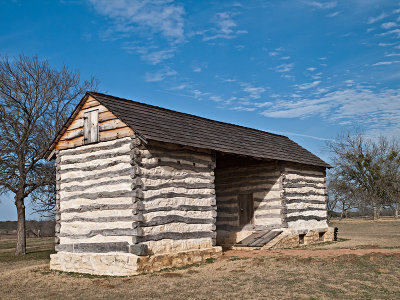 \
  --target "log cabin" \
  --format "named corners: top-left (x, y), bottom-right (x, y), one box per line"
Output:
top-left (46, 91), bottom-right (333, 276)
